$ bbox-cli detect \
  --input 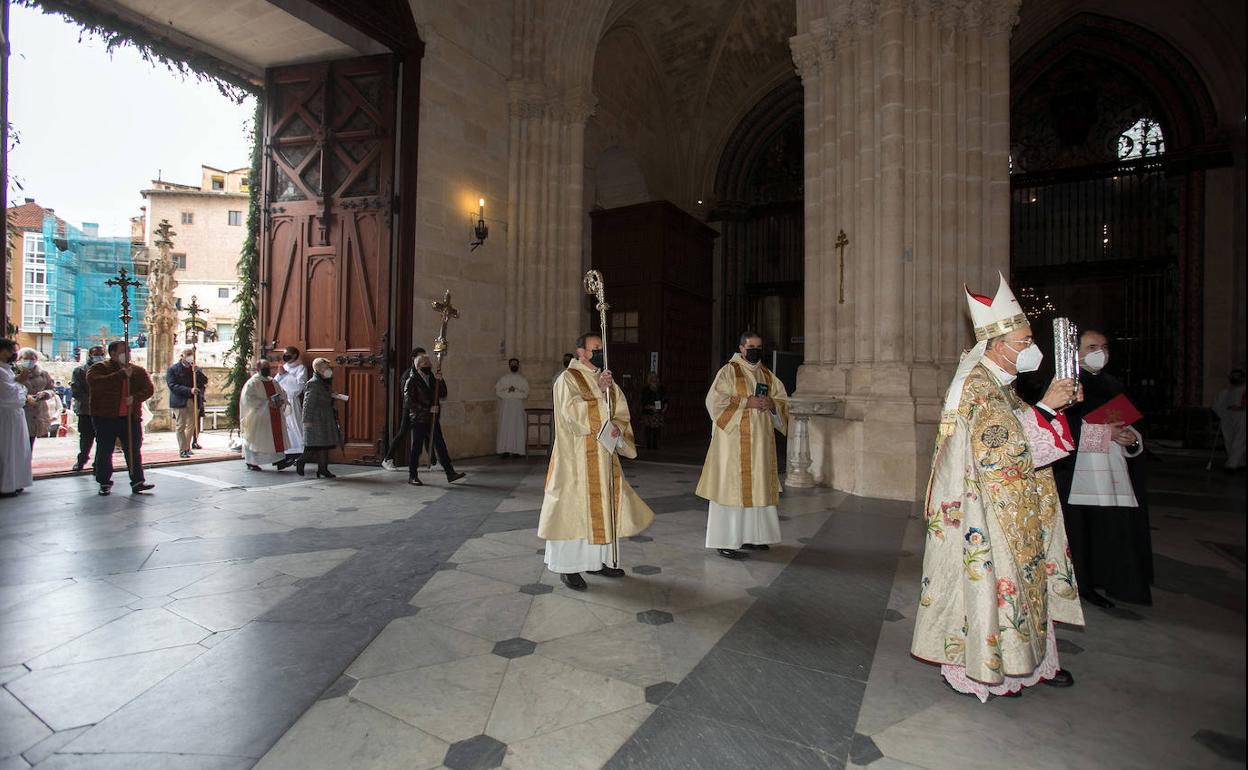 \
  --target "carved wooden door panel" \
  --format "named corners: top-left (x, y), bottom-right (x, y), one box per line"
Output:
top-left (261, 55), bottom-right (395, 462)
